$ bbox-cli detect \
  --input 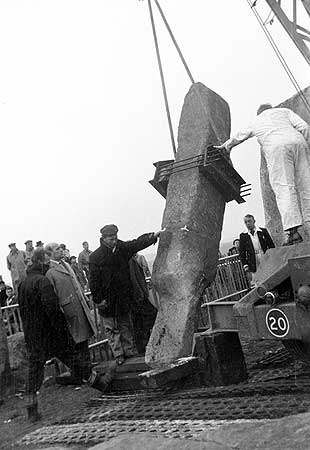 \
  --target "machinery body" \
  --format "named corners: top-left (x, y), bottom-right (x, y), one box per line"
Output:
top-left (207, 243), bottom-right (310, 356)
